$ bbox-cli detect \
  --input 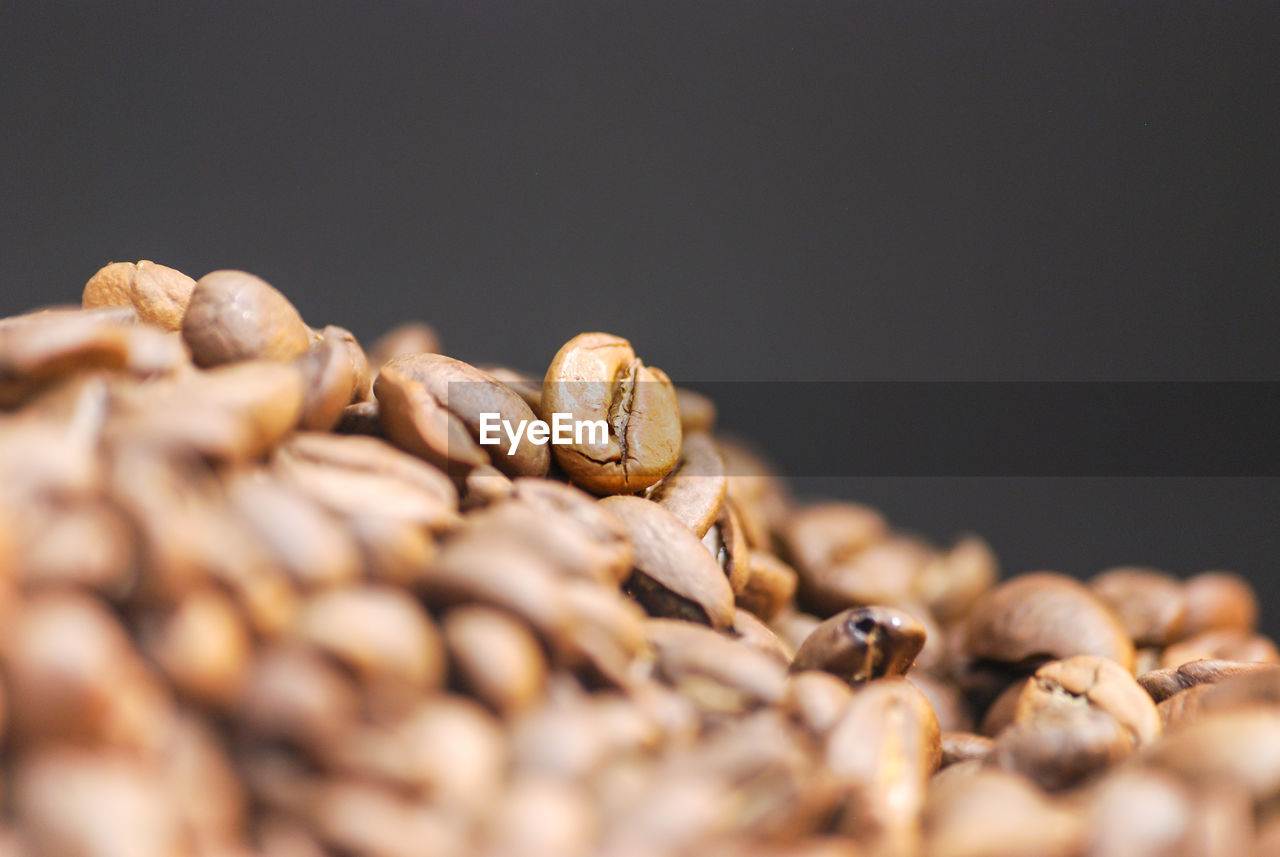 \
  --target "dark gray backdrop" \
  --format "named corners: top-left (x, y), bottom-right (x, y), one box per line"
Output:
top-left (2, 2), bottom-right (1277, 632)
